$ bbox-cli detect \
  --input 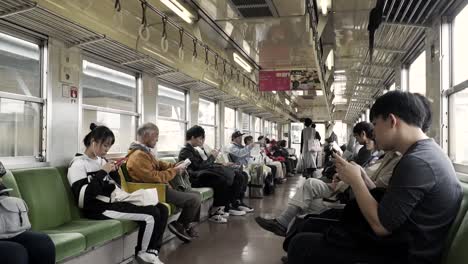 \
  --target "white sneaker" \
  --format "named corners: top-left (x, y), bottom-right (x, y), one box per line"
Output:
top-left (211, 206), bottom-right (229, 218)
top-left (136, 252), bottom-right (156, 264)
top-left (228, 206), bottom-right (246, 216)
top-left (208, 214), bottom-right (228, 223)
top-left (238, 204), bottom-right (254, 213)
top-left (137, 250), bottom-right (164, 264)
